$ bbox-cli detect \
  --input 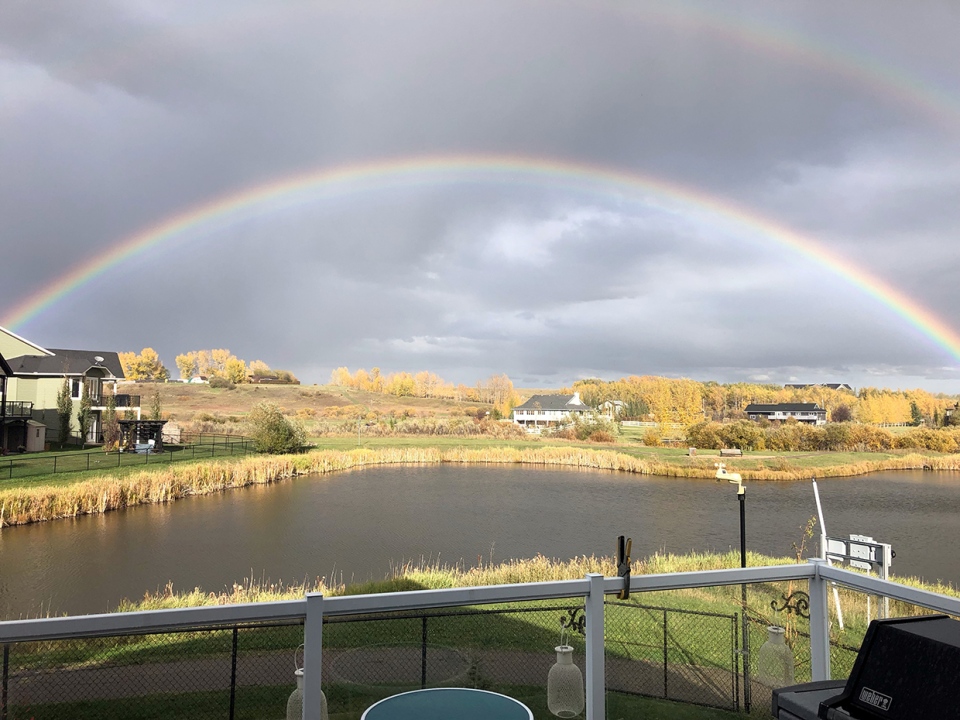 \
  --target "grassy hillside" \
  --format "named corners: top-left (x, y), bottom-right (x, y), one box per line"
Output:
top-left (129, 381), bottom-right (495, 433)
